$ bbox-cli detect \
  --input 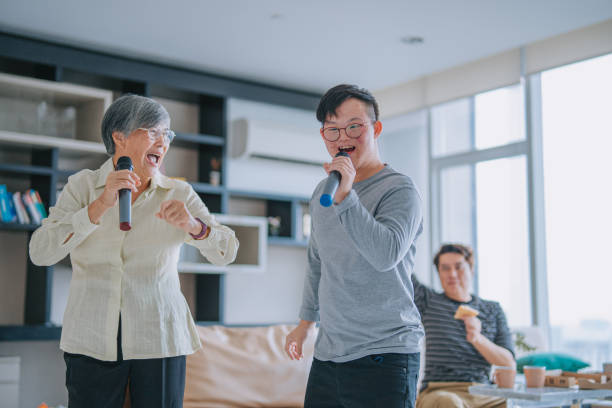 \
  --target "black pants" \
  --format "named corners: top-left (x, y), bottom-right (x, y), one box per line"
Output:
top-left (63, 320), bottom-right (186, 408)
top-left (304, 352), bottom-right (420, 408)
